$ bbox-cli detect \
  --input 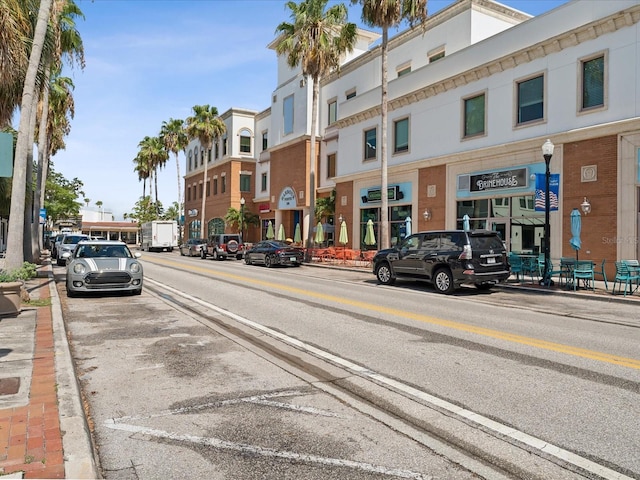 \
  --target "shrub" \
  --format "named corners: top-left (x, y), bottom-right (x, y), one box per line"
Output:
top-left (0, 262), bottom-right (38, 282)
